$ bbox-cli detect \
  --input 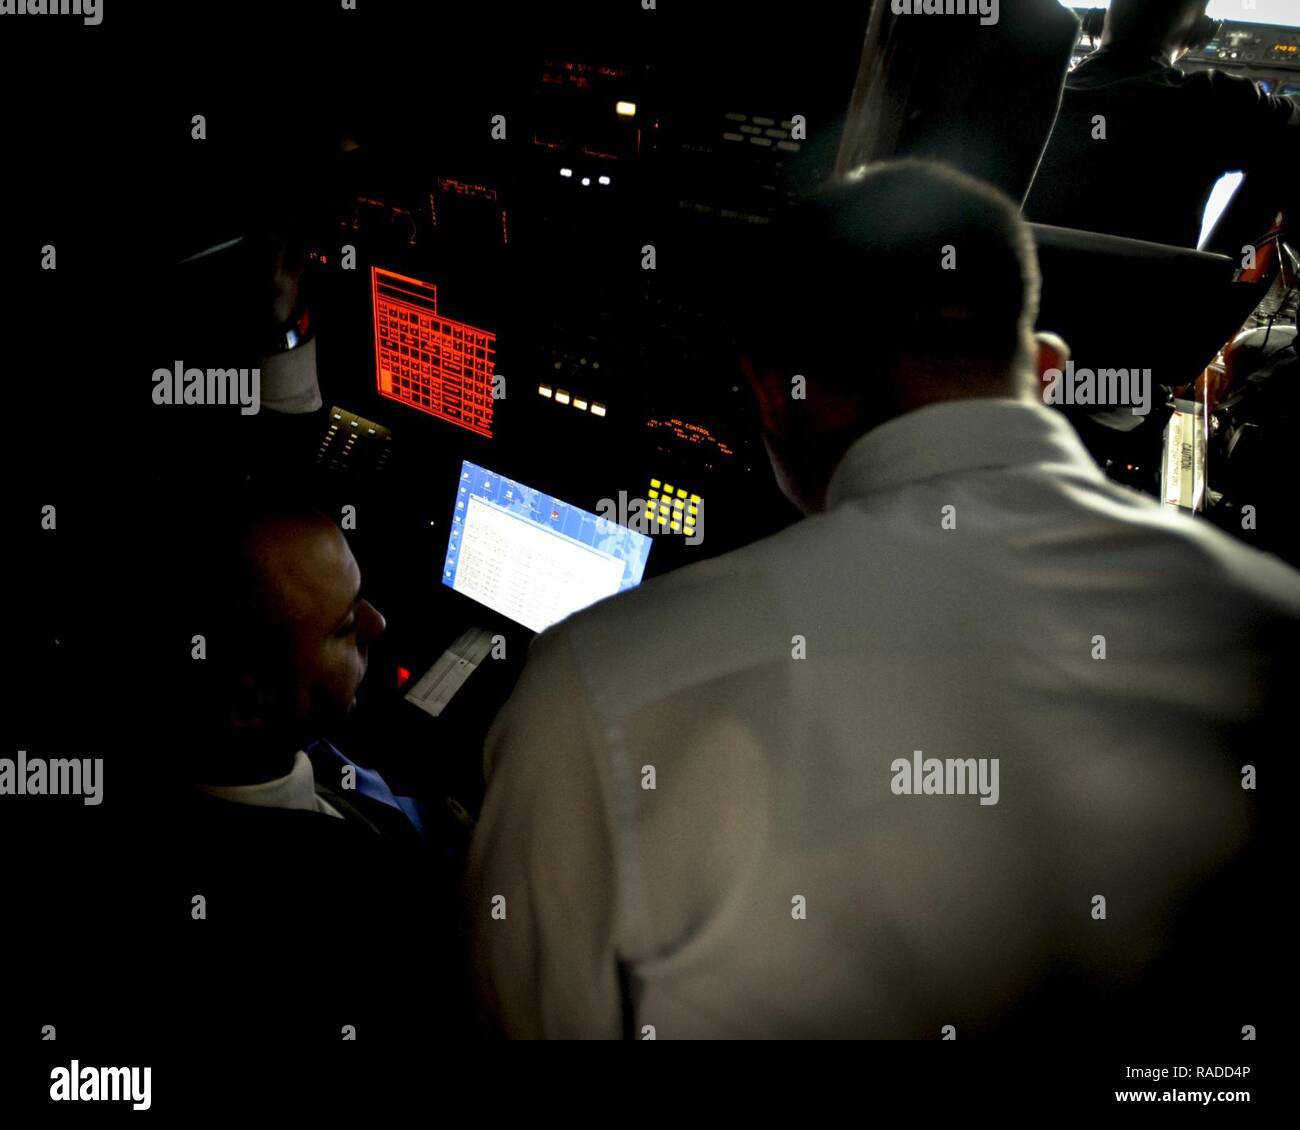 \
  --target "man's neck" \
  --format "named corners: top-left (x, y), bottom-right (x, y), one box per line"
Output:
top-left (804, 379), bottom-right (1035, 513)
top-left (1100, 36), bottom-right (1182, 66)
top-left (192, 740), bottom-right (300, 786)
